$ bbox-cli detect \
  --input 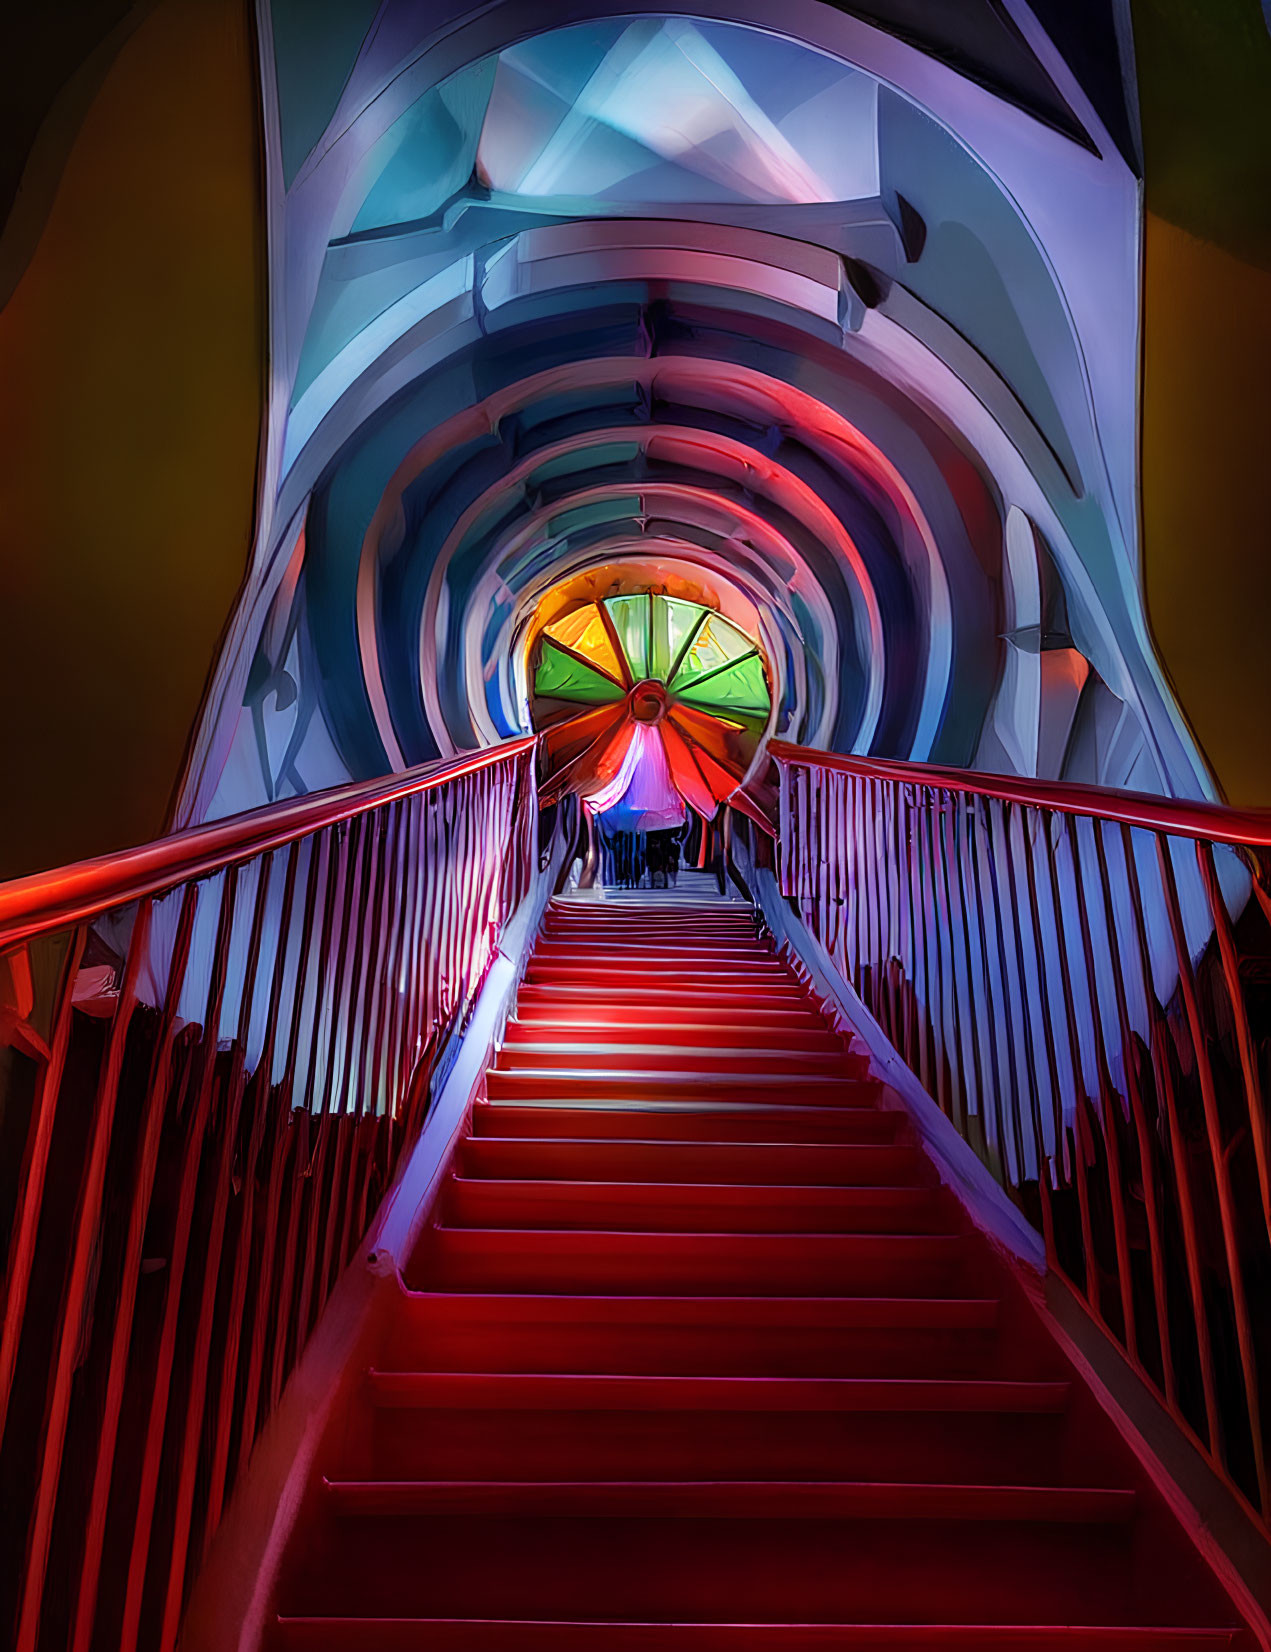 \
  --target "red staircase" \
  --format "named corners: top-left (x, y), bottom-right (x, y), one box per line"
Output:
top-left (269, 899), bottom-right (1252, 1649)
